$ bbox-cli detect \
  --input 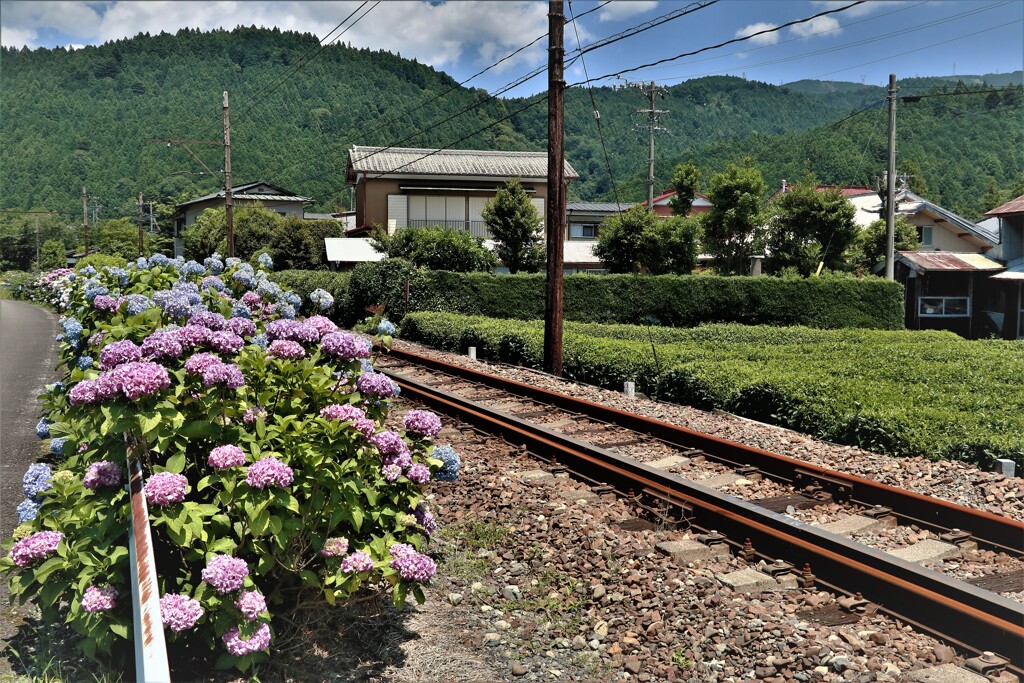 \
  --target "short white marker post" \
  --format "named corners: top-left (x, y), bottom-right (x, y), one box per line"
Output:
top-left (623, 381), bottom-right (636, 398)
top-left (468, 346), bottom-right (477, 361)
